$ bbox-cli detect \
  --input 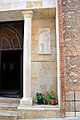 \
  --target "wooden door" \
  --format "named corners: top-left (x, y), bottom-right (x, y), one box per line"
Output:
top-left (0, 21), bottom-right (23, 97)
